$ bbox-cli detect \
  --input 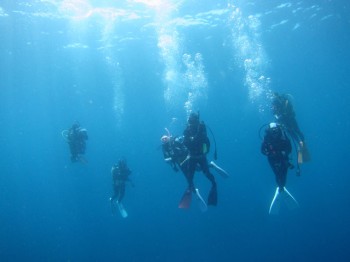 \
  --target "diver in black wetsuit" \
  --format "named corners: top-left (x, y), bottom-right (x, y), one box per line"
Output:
top-left (182, 112), bottom-right (217, 206)
top-left (161, 135), bottom-right (188, 173)
top-left (109, 158), bottom-right (133, 218)
top-left (271, 92), bottom-right (304, 144)
top-left (271, 92), bottom-right (310, 163)
top-left (161, 134), bottom-right (229, 177)
top-left (261, 123), bottom-right (293, 191)
top-left (110, 159), bottom-right (132, 204)
top-left (66, 121), bottom-right (88, 163)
